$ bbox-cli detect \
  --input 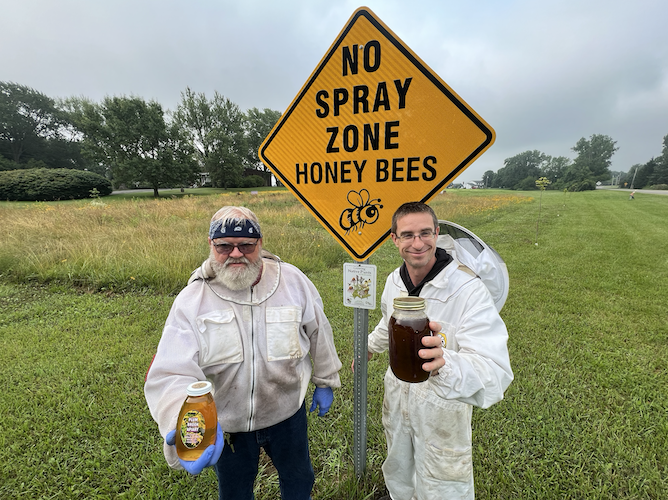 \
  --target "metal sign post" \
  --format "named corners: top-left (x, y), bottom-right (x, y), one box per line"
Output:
top-left (344, 260), bottom-right (375, 476)
top-left (353, 301), bottom-right (369, 477)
